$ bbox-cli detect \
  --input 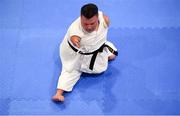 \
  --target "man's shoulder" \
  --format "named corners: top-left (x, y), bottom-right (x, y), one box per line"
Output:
top-left (72, 17), bottom-right (81, 25)
top-left (69, 17), bottom-right (81, 29)
top-left (98, 11), bottom-right (110, 27)
top-left (67, 17), bottom-right (83, 36)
